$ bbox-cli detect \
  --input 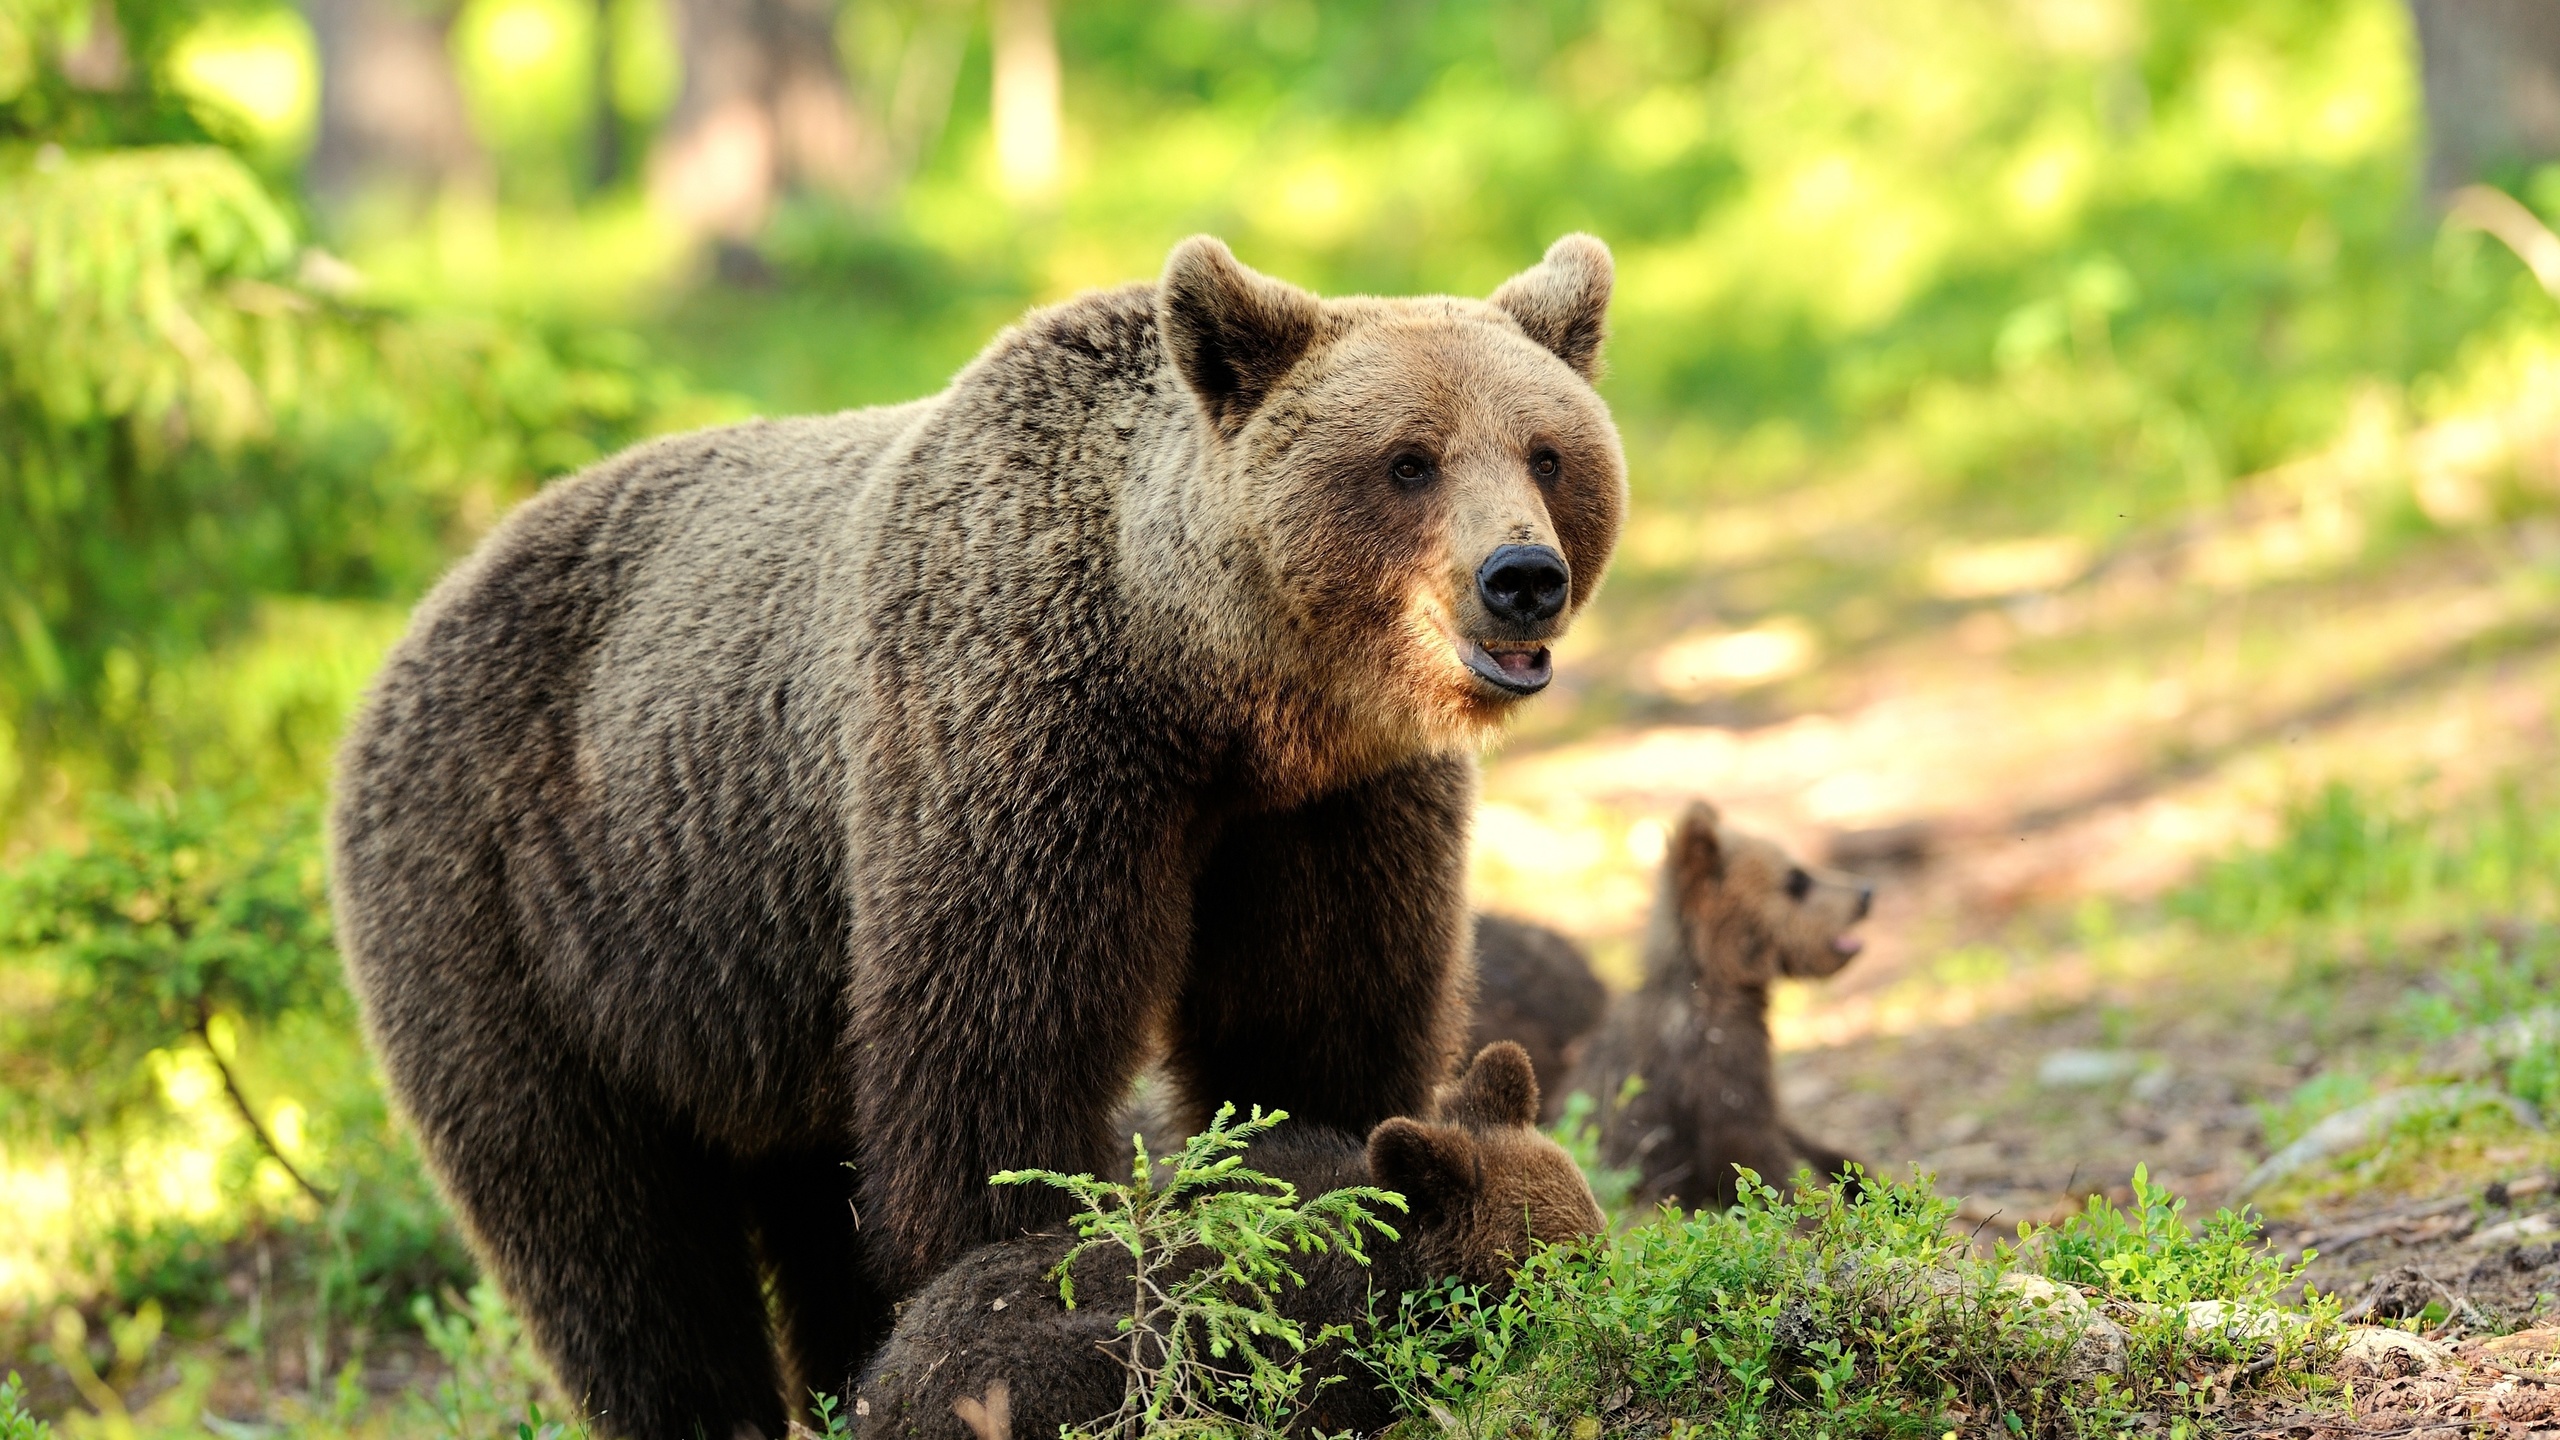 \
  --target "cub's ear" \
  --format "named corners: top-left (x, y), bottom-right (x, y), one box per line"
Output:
top-left (1443, 1042), bottom-right (1540, 1129)
top-left (1159, 236), bottom-right (1322, 439)
top-left (1489, 234), bottom-right (1613, 381)
top-left (1368, 1118), bottom-right (1480, 1219)
top-left (1668, 802), bottom-right (1724, 892)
